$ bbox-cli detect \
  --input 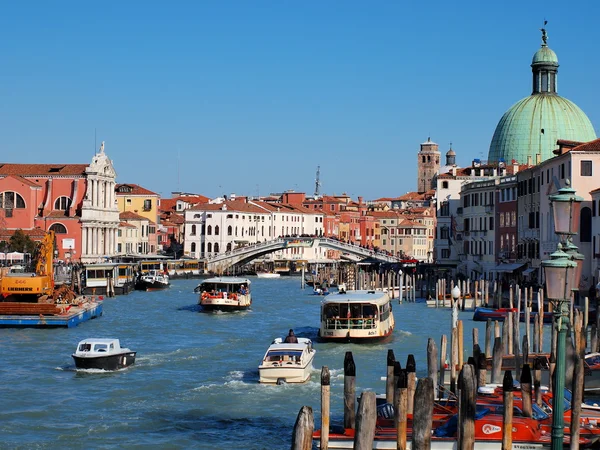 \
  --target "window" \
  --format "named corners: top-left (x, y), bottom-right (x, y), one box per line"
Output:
top-left (215, 226), bottom-right (219, 236)
top-left (440, 227), bottom-right (449, 239)
top-left (228, 225), bottom-right (233, 236)
top-left (0, 191), bottom-right (25, 209)
top-left (54, 196), bottom-right (72, 210)
top-left (207, 225), bottom-right (212, 235)
top-left (499, 214), bottom-right (504, 228)
top-left (191, 224), bottom-right (196, 235)
top-left (580, 207), bottom-right (592, 242)
top-left (489, 217), bottom-right (494, 230)
top-left (581, 160), bottom-right (593, 177)
top-left (442, 181), bottom-right (449, 189)
top-left (49, 223), bottom-right (67, 234)
top-left (143, 199), bottom-right (152, 211)
top-left (191, 242), bottom-right (196, 252)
